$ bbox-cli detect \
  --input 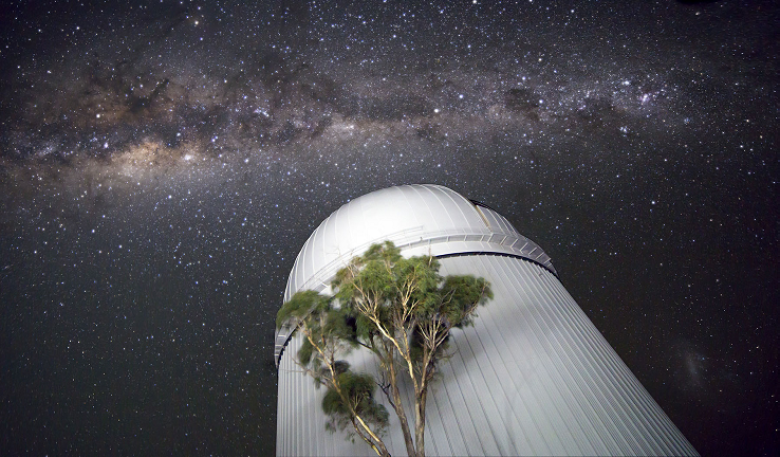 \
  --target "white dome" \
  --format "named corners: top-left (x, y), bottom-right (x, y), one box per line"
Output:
top-left (275, 185), bottom-right (699, 457)
top-left (276, 184), bottom-right (555, 365)
top-left (284, 184), bottom-right (555, 301)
